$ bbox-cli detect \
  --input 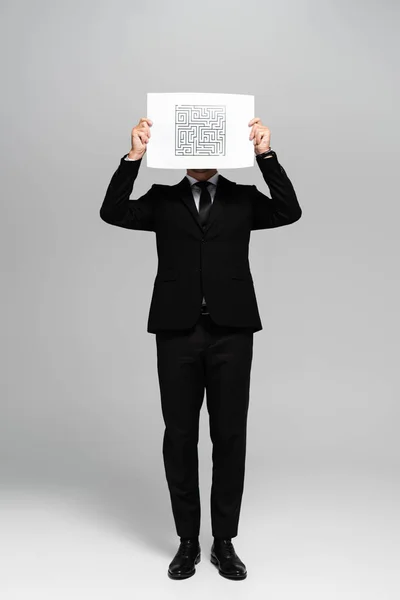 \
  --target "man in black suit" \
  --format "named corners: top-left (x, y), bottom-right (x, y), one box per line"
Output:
top-left (100, 116), bottom-right (302, 580)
